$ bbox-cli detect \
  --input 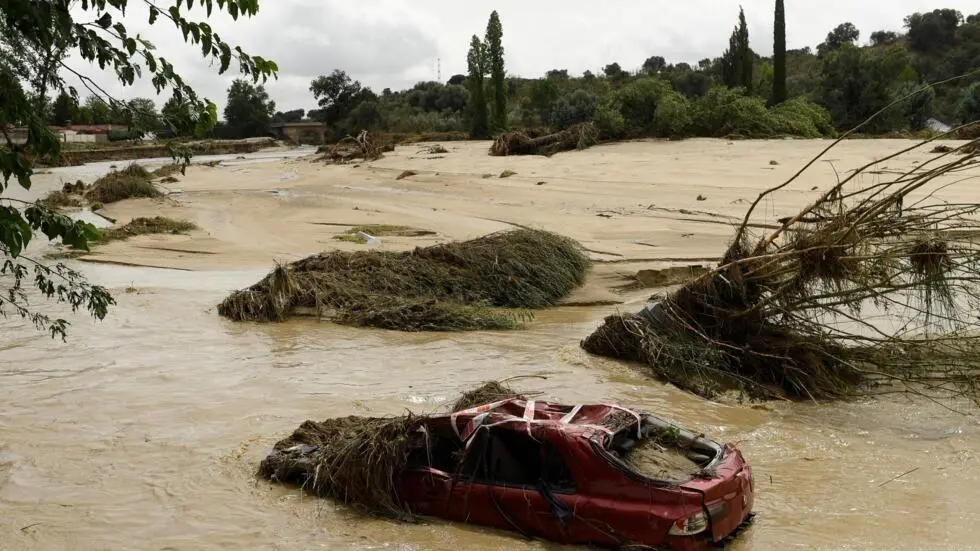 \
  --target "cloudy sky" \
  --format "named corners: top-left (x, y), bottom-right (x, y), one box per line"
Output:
top-left (65, 1), bottom-right (979, 117)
